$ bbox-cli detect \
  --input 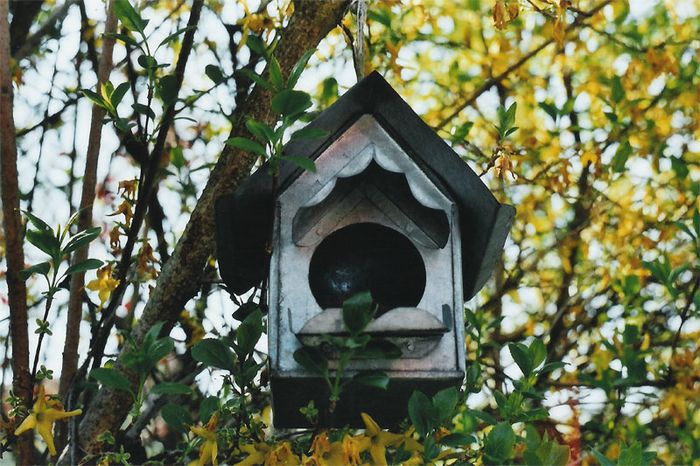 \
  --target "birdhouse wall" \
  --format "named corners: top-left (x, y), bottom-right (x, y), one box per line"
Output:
top-left (268, 115), bottom-right (465, 377)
